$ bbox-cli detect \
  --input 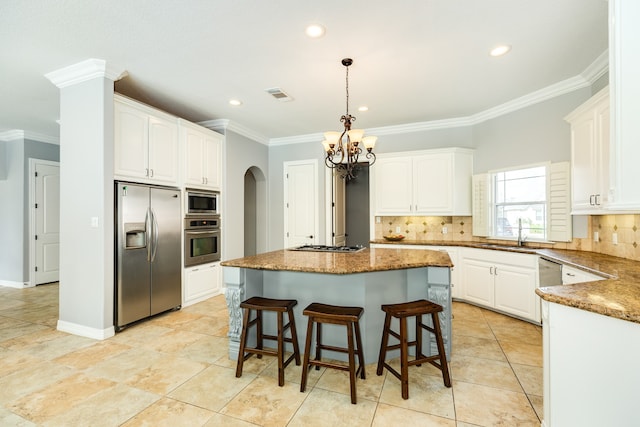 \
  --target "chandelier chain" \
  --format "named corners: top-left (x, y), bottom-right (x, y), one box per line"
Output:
top-left (345, 64), bottom-right (349, 116)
